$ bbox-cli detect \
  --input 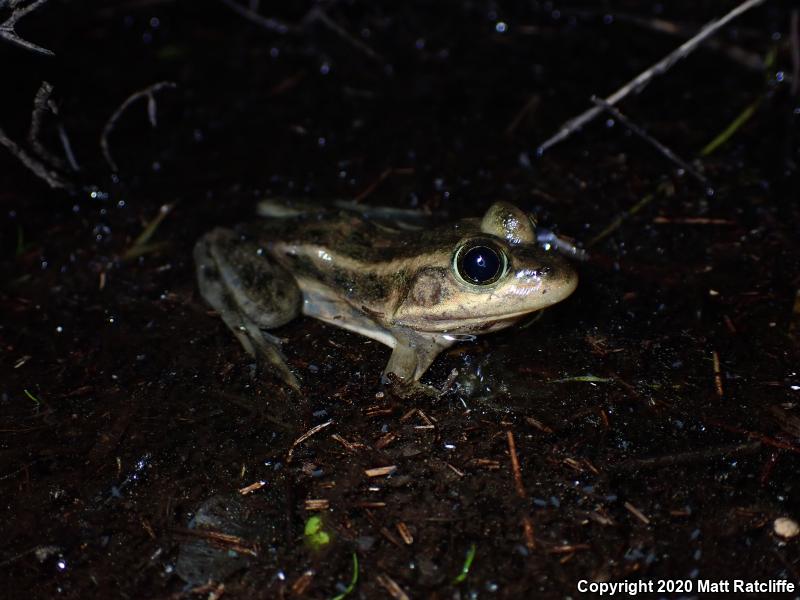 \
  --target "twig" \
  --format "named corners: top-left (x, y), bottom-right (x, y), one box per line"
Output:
top-left (537, 0), bottom-right (769, 155)
top-left (100, 81), bottom-right (177, 172)
top-left (612, 441), bottom-right (762, 471)
top-left (395, 522), bottom-right (413, 545)
top-left (171, 527), bottom-right (258, 556)
top-left (0, 0), bottom-right (54, 55)
top-left (238, 480), bottom-right (265, 495)
top-left (506, 431), bottom-right (525, 498)
top-left (304, 8), bottom-right (384, 63)
top-left (364, 465), bottom-right (397, 478)
top-left (522, 516), bottom-right (536, 551)
top-left (218, 0), bottom-right (289, 33)
top-left (57, 122), bottom-right (80, 171)
top-left (571, 10), bottom-right (766, 71)
top-left (591, 96), bottom-right (712, 191)
top-left (375, 574), bottom-right (409, 600)
top-left (0, 125), bottom-right (68, 188)
top-left (286, 420), bottom-right (333, 463)
top-left (0, 80), bottom-right (74, 189)
top-left (712, 350), bottom-right (724, 397)
top-left (219, 0), bottom-right (383, 63)
top-left (27, 81), bottom-right (71, 171)
top-left (624, 501), bottom-right (651, 525)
